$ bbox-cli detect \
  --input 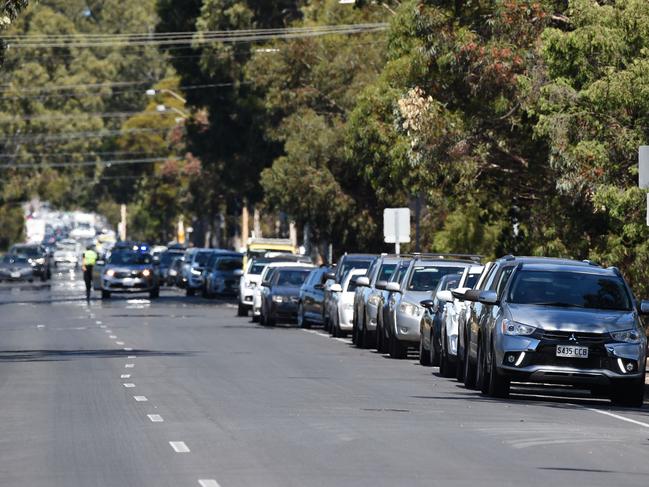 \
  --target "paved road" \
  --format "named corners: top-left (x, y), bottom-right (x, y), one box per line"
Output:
top-left (1, 271), bottom-right (649, 486)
